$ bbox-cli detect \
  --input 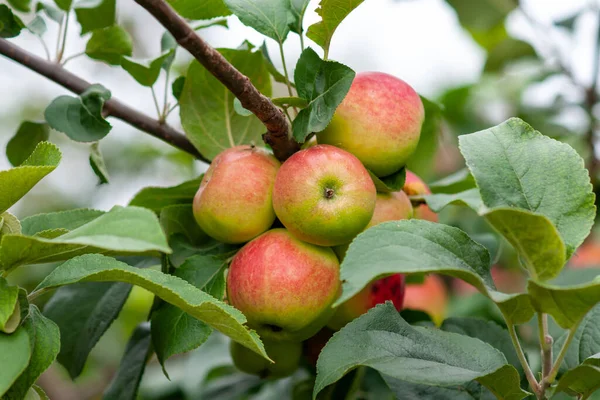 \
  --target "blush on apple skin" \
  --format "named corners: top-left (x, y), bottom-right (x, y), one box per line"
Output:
top-left (402, 274), bottom-right (448, 326)
top-left (570, 238), bottom-right (600, 268)
top-left (403, 170), bottom-right (438, 223)
top-left (227, 228), bottom-right (340, 342)
top-left (273, 144), bottom-right (377, 247)
top-left (317, 72), bottom-right (424, 177)
top-left (193, 145), bottom-right (280, 244)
